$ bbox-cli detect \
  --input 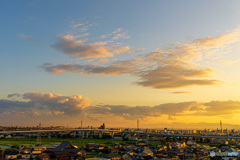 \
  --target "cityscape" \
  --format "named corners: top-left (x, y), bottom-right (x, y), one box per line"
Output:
top-left (1, 0), bottom-right (240, 159)
top-left (1, 122), bottom-right (240, 159)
